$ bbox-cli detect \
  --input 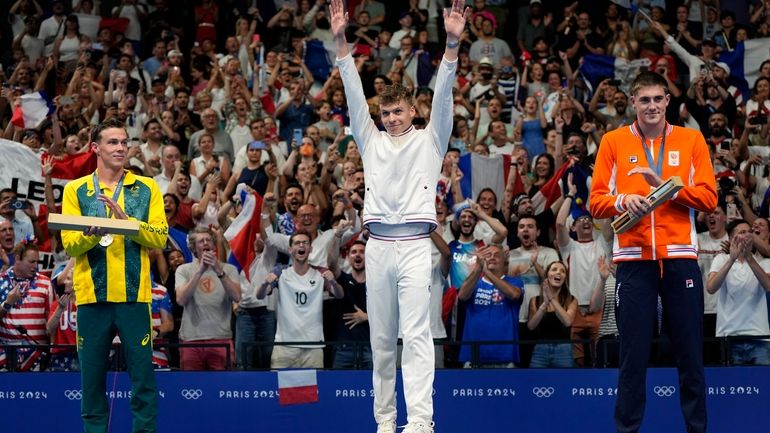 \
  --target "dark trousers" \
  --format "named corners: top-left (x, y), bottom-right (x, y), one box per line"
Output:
top-left (78, 302), bottom-right (157, 433)
top-left (614, 260), bottom-right (706, 433)
top-left (234, 307), bottom-right (276, 369)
